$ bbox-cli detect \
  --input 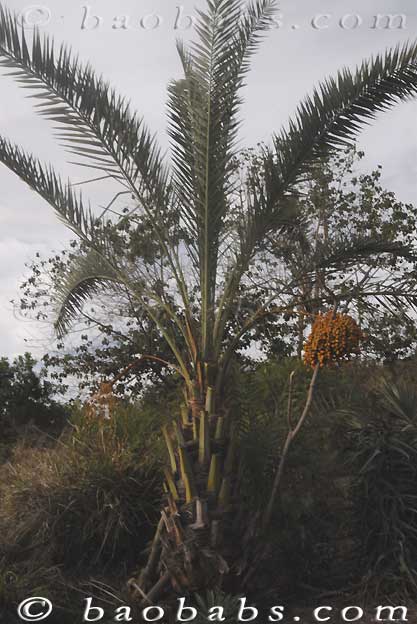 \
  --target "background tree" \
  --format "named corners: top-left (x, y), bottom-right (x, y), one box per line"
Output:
top-left (16, 233), bottom-right (180, 397)
top-left (0, 353), bottom-right (67, 440)
top-left (238, 145), bottom-right (417, 361)
top-left (0, 0), bottom-right (417, 598)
